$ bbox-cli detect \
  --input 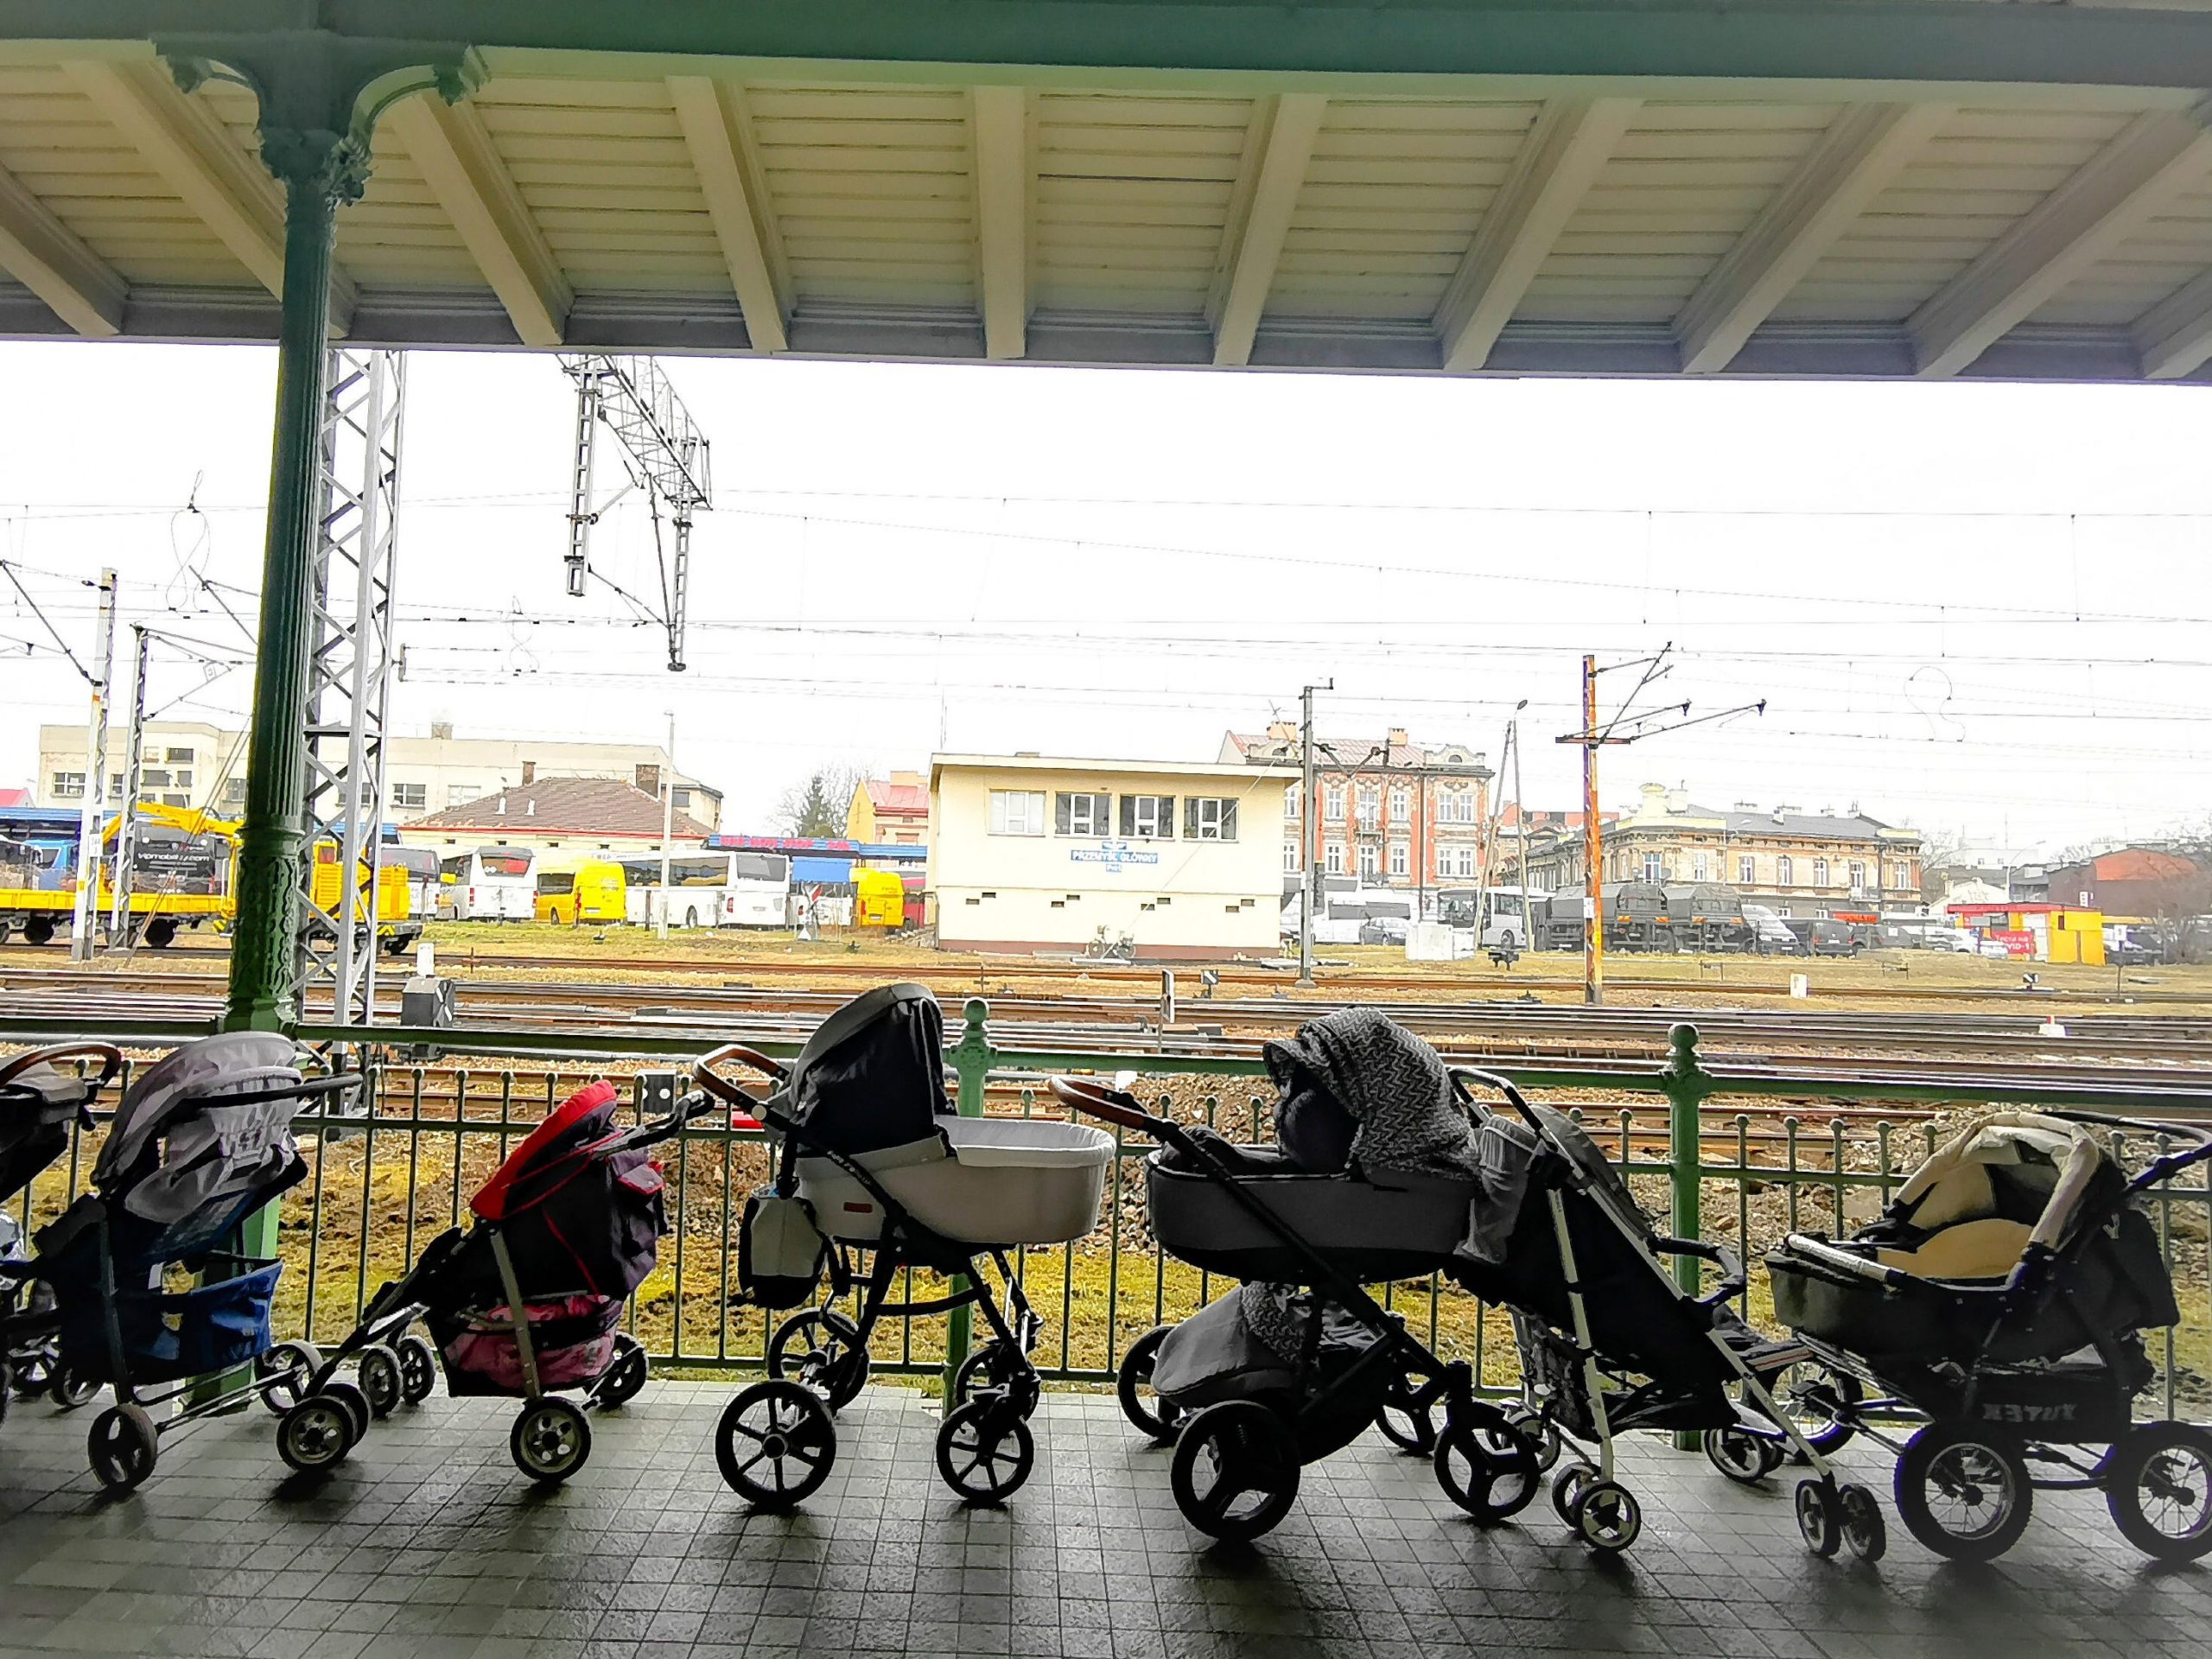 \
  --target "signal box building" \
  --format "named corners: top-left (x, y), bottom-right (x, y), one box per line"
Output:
top-left (928, 753), bottom-right (1297, 960)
